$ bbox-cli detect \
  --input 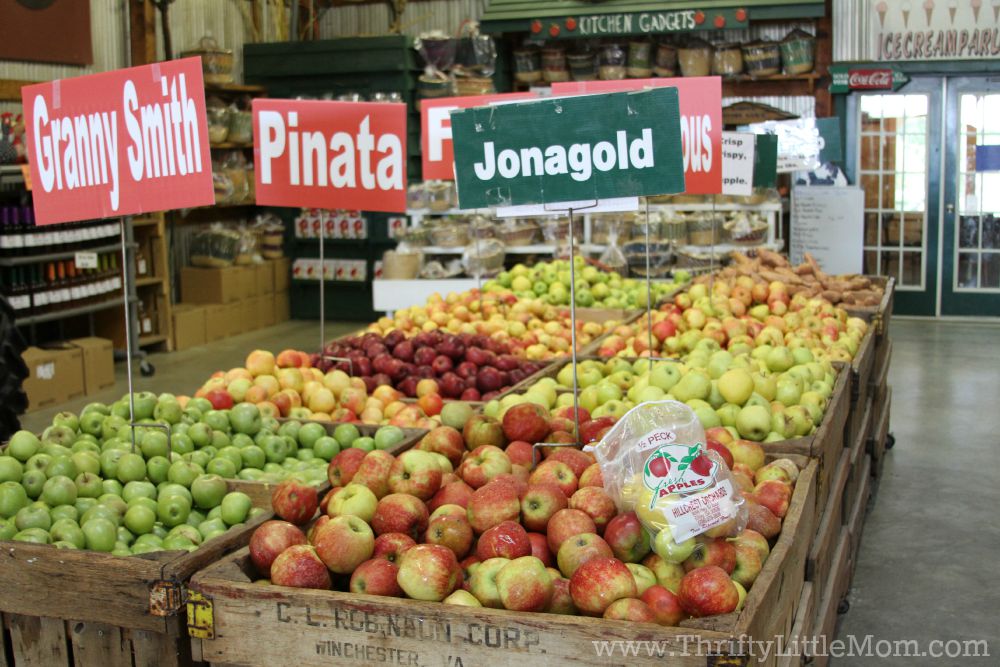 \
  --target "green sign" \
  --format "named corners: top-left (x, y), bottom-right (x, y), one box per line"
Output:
top-left (753, 135), bottom-right (778, 189)
top-left (451, 88), bottom-right (685, 210)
